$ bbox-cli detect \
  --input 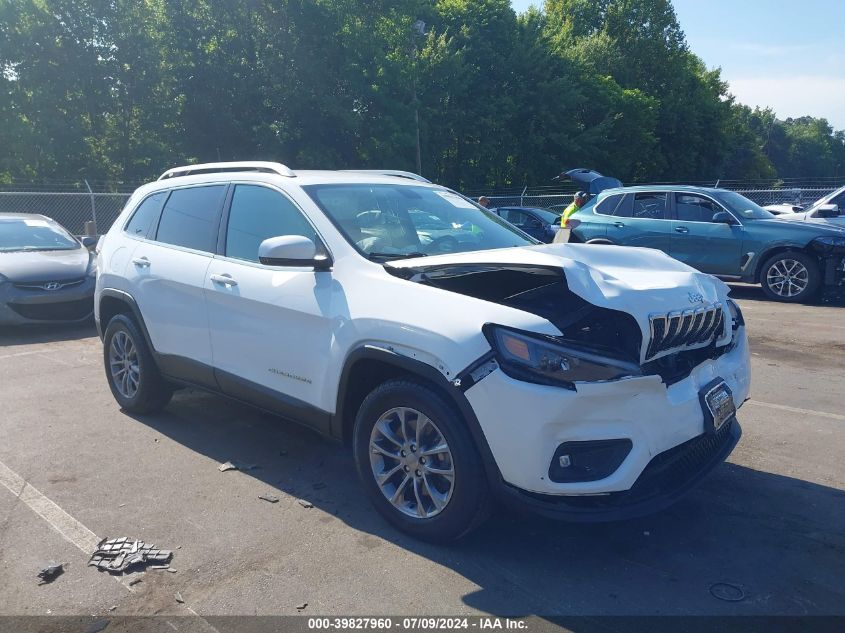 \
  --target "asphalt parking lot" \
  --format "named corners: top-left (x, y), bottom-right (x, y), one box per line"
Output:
top-left (0, 286), bottom-right (843, 621)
